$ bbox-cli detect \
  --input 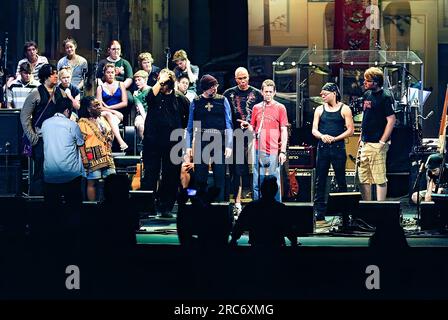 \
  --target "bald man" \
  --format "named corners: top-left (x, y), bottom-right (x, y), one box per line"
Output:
top-left (224, 67), bottom-right (263, 215)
